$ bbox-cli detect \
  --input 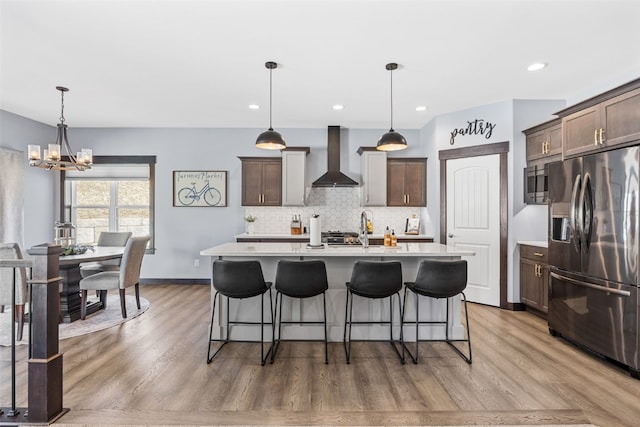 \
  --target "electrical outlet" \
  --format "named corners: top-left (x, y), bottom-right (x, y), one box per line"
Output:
top-left (194, 258), bottom-right (200, 268)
